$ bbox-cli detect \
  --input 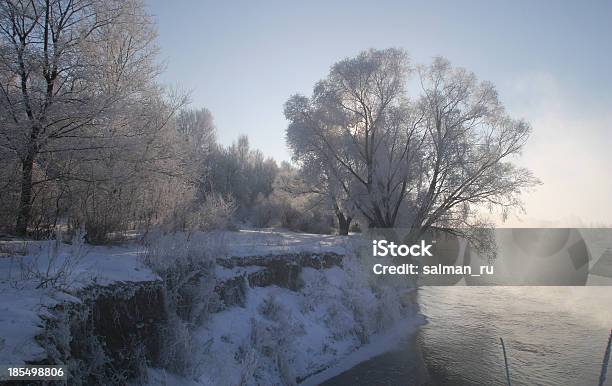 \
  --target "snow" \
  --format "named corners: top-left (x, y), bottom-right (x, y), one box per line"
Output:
top-left (221, 228), bottom-right (353, 257)
top-left (175, 258), bottom-right (418, 385)
top-left (0, 229), bottom-right (420, 385)
top-left (0, 287), bottom-right (51, 364)
top-left (0, 239), bottom-right (158, 365)
top-left (73, 245), bottom-right (159, 286)
top-left (300, 314), bottom-right (426, 386)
